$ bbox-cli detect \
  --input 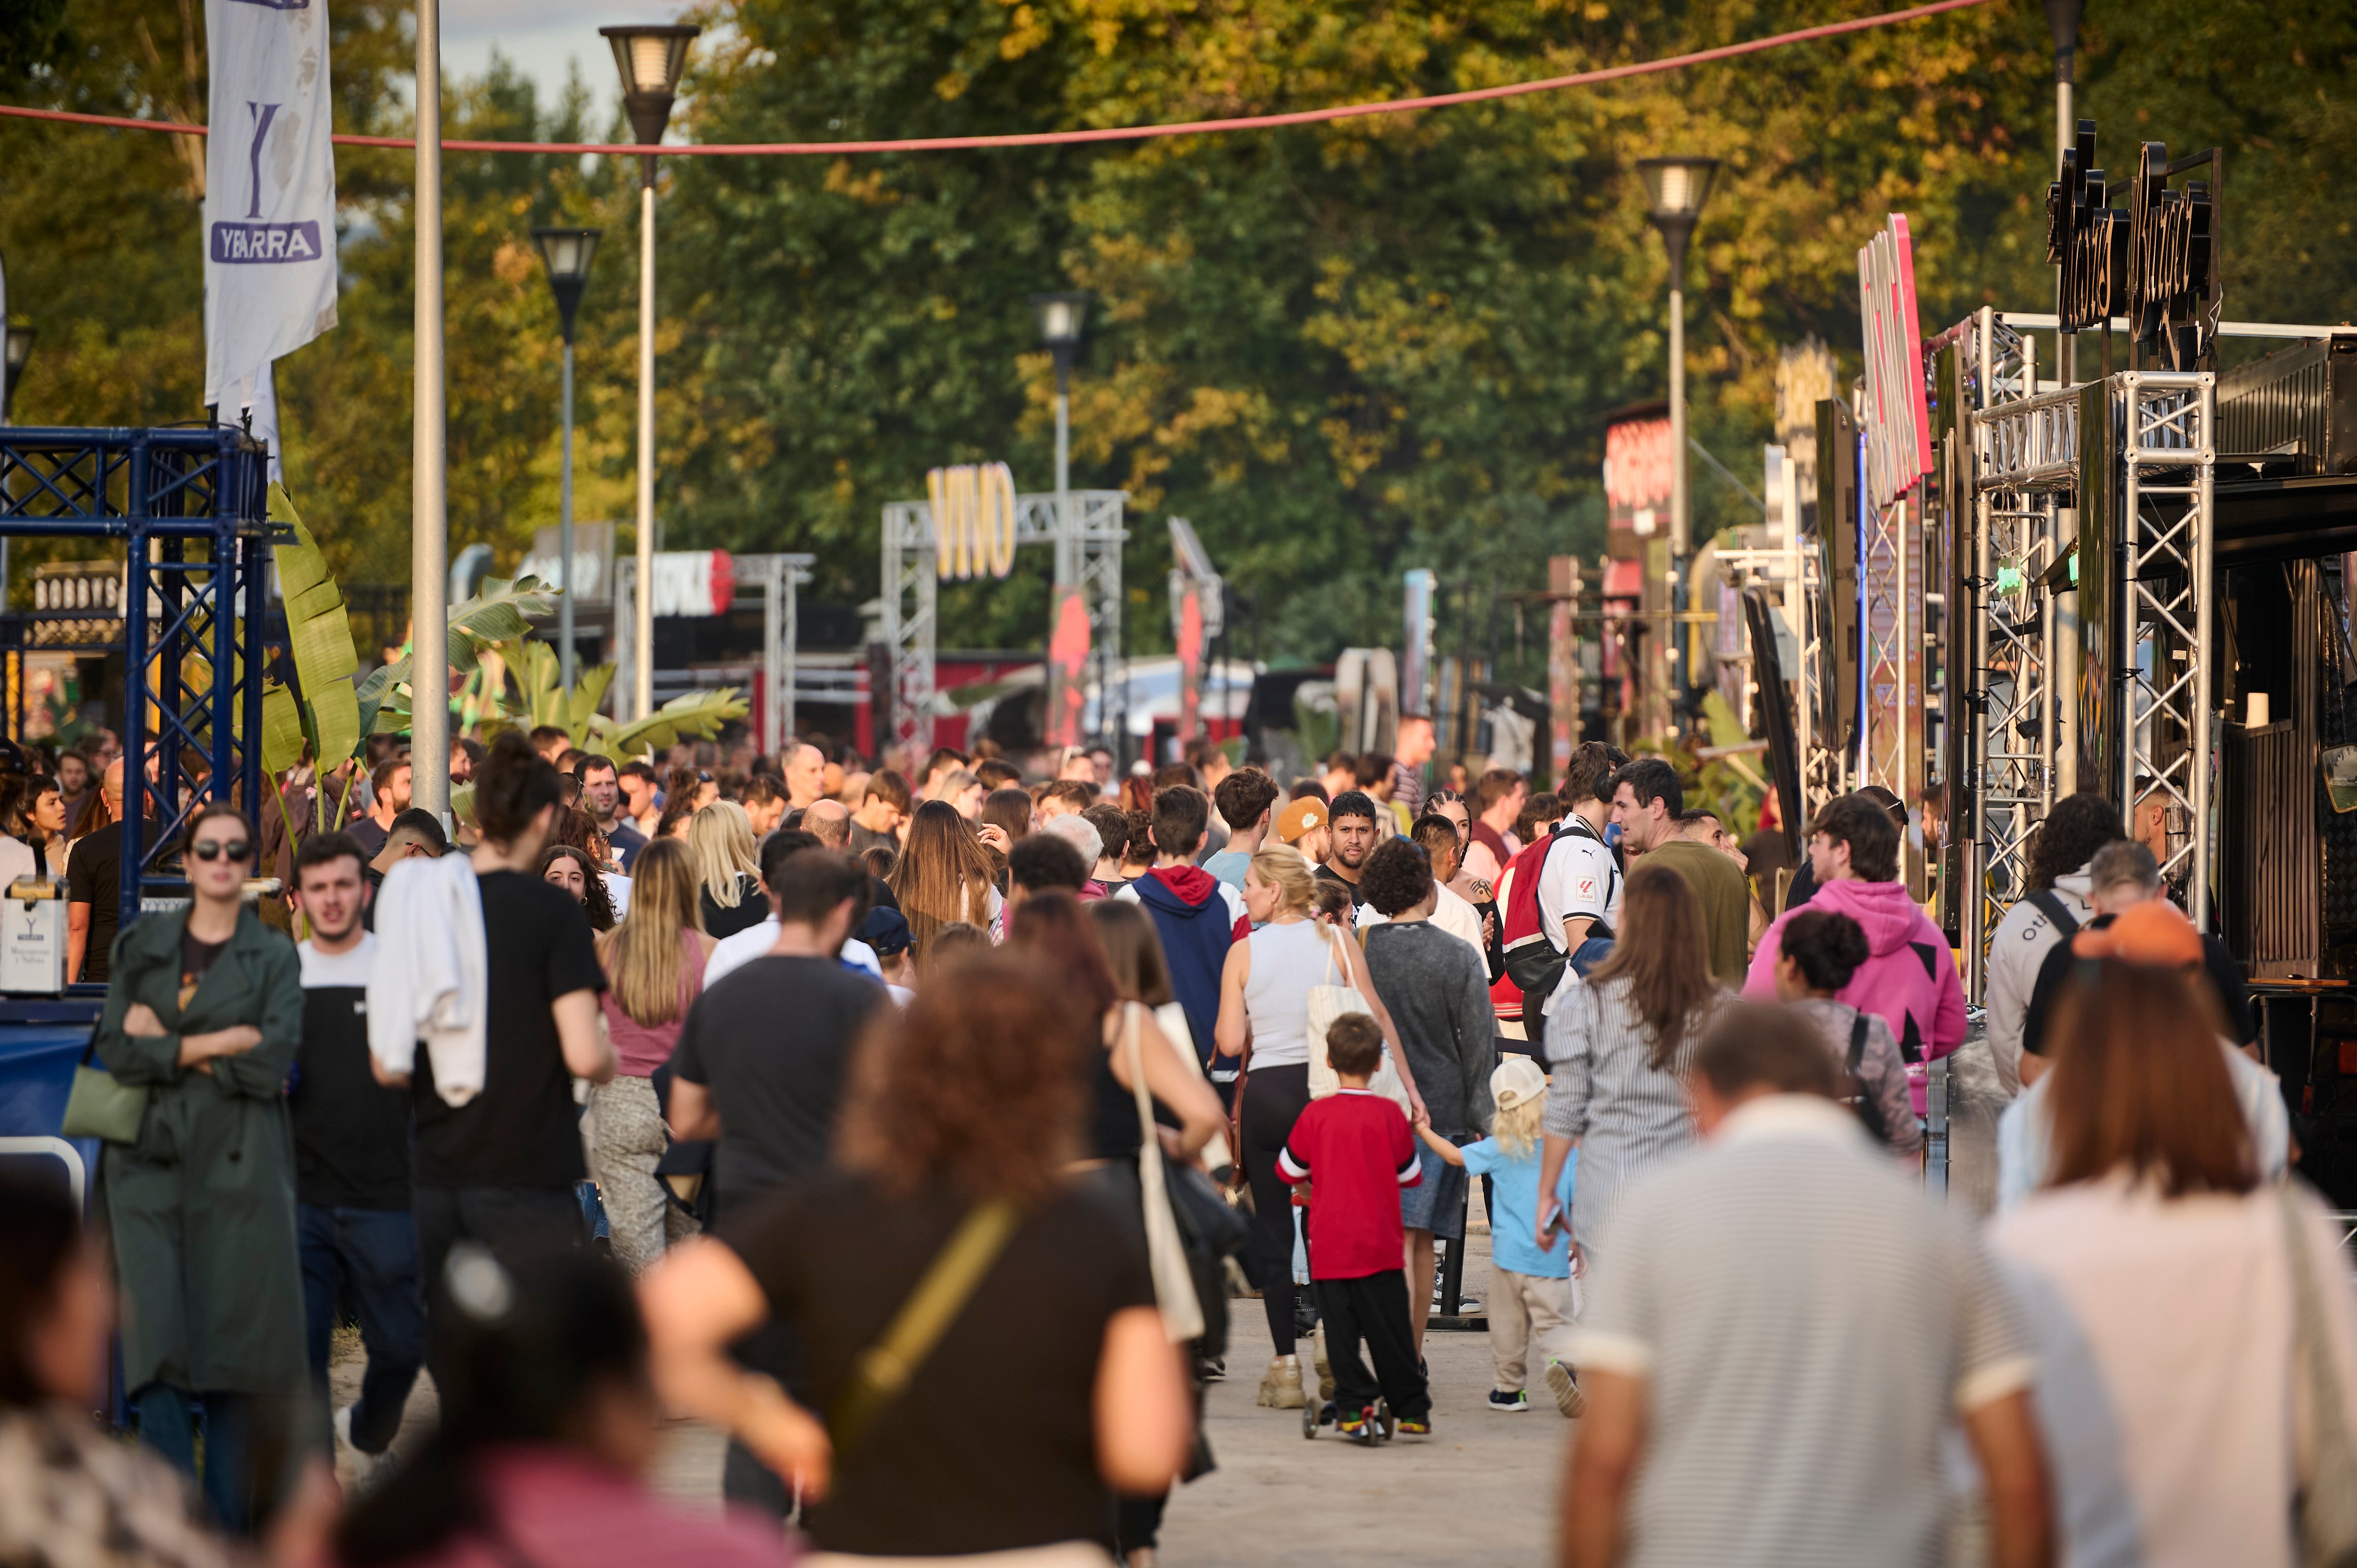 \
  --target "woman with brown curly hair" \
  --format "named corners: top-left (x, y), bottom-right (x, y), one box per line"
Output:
top-left (639, 951), bottom-right (1193, 1561)
top-left (539, 843), bottom-right (617, 931)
